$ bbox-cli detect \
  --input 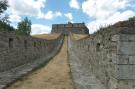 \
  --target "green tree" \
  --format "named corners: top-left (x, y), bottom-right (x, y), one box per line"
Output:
top-left (17, 17), bottom-right (31, 35)
top-left (0, 0), bottom-right (14, 31)
top-left (0, 0), bottom-right (9, 22)
top-left (0, 0), bottom-right (8, 14)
